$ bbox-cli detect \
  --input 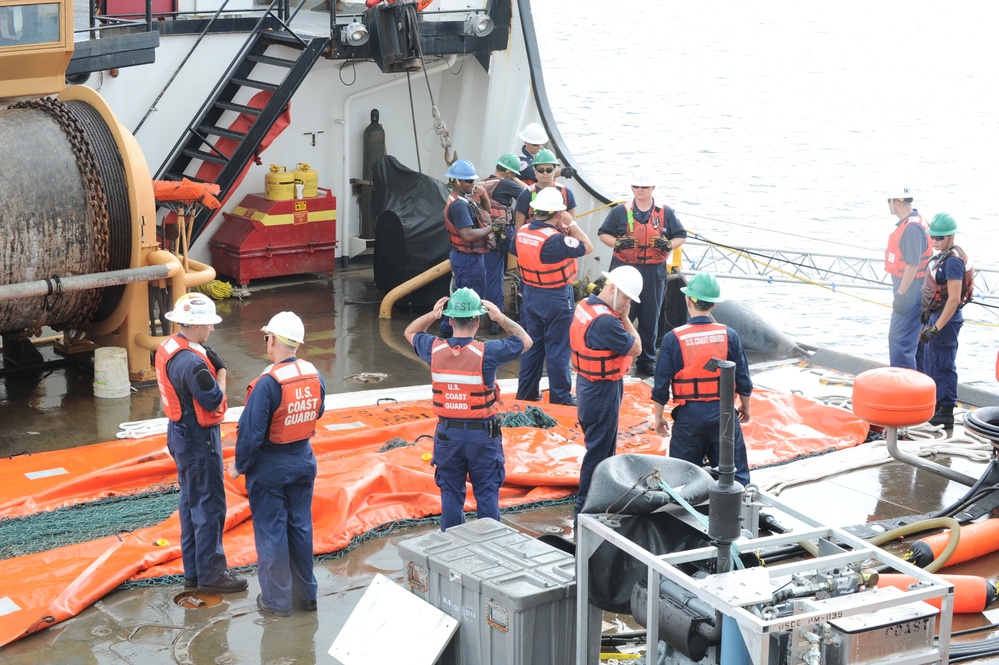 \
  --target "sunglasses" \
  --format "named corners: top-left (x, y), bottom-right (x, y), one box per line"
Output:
top-left (535, 166), bottom-right (555, 174)
top-left (632, 185), bottom-right (651, 189)
top-left (263, 334), bottom-right (272, 342)
top-left (459, 179), bottom-right (475, 184)
top-left (930, 235), bottom-right (947, 241)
